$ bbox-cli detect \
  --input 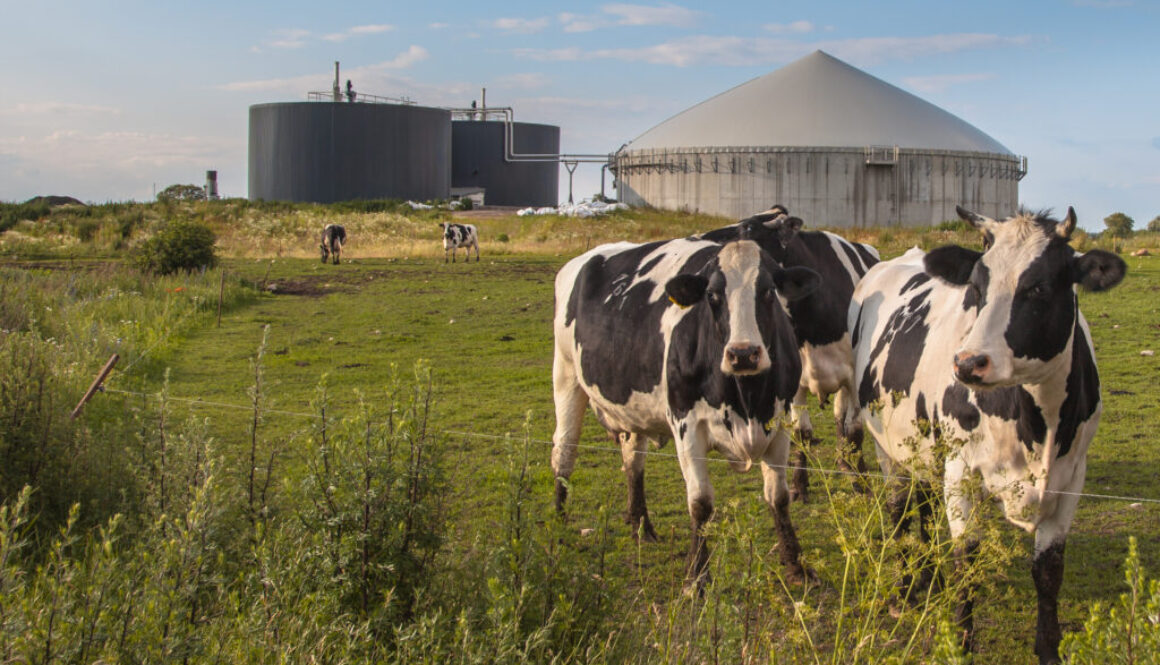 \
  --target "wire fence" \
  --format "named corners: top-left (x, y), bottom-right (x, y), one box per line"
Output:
top-left (102, 386), bottom-right (1160, 507)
